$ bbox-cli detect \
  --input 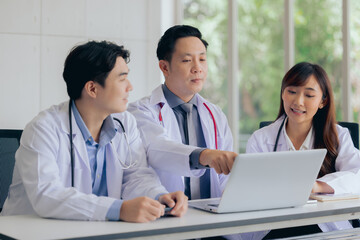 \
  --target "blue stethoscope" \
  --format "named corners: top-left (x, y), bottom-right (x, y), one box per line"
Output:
top-left (68, 101), bottom-right (136, 187)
